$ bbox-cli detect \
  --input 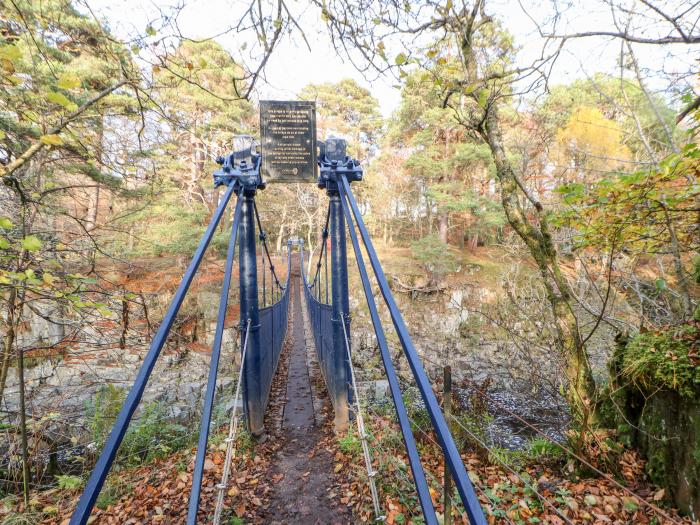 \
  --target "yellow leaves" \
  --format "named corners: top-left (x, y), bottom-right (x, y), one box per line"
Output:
top-left (1, 58), bottom-right (15, 75)
top-left (21, 235), bottom-right (42, 252)
top-left (0, 44), bottom-right (21, 63)
top-left (46, 91), bottom-right (78, 111)
top-left (584, 494), bottom-right (598, 506)
top-left (40, 134), bottom-right (64, 146)
top-left (0, 44), bottom-right (20, 76)
top-left (556, 106), bottom-right (632, 175)
top-left (56, 73), bottom-right (81, 90)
